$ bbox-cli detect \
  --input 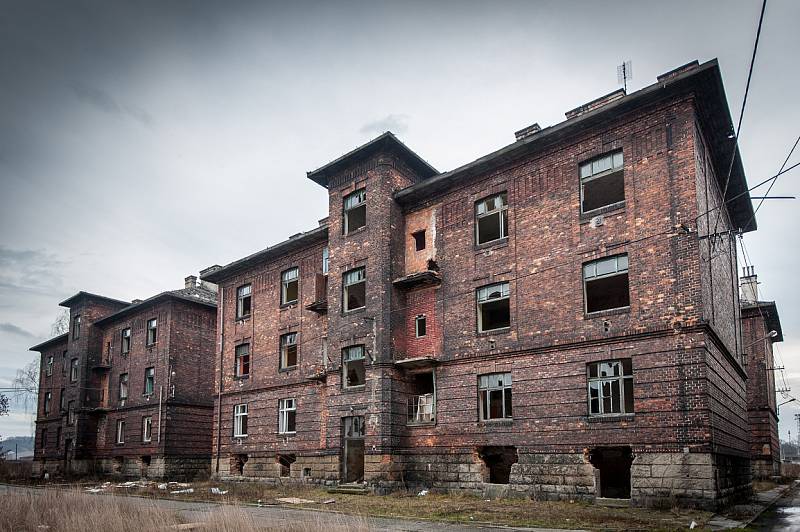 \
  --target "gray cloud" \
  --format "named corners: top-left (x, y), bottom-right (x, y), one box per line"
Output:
top-left (0, 322), bottom-right (35, 339)
top-left (69, 82), bottom-right (154, 127)
top-left (0, 247), bottom-right (67, 298)
top-left (360, 114), bottom-right (409, 136)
